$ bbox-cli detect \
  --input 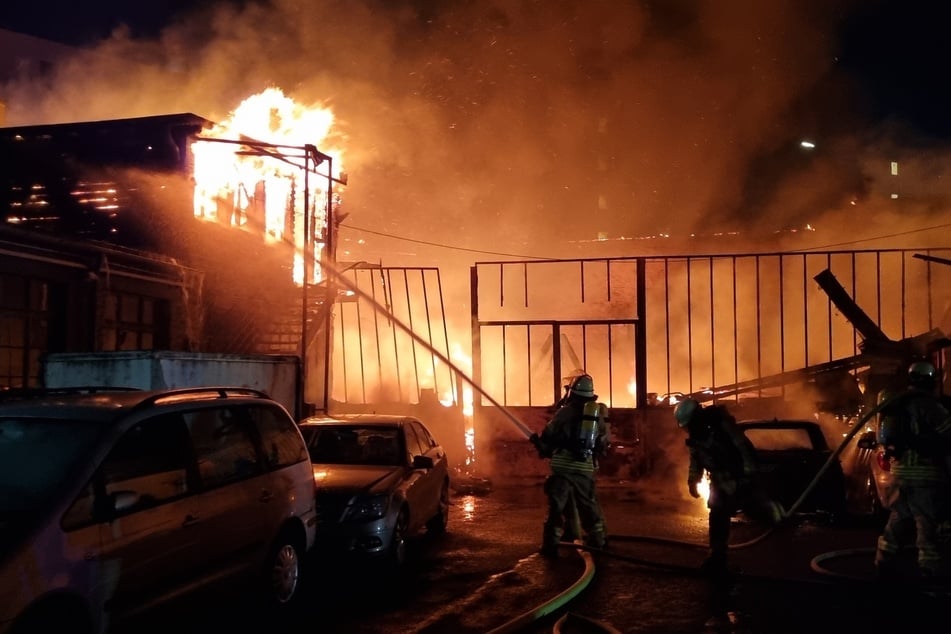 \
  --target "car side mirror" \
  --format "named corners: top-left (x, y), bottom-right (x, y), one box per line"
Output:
top-left (412, 455), bottom-right (434, 470)
top-left (856, 431), bottom-right (878, 450)
top-left (94, 490), bottom-right (141, 521)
